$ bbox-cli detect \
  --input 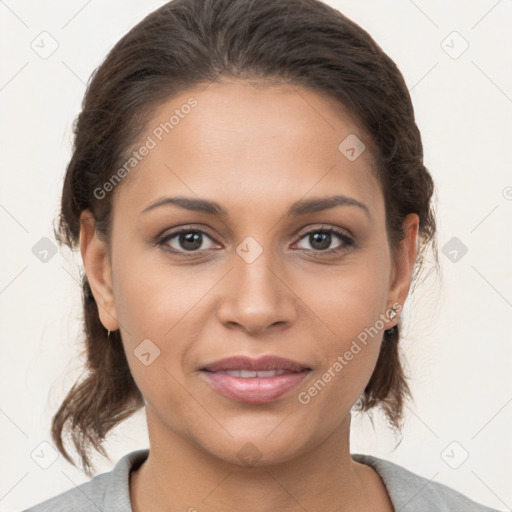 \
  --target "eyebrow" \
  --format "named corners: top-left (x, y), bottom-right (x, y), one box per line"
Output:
top-left (141, 194), bottom-right (371, 219)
